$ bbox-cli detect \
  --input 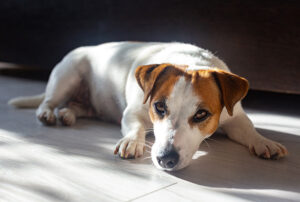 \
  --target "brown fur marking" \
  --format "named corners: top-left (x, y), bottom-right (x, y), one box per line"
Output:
top-left (136, 64), bottom-right (249, 135)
